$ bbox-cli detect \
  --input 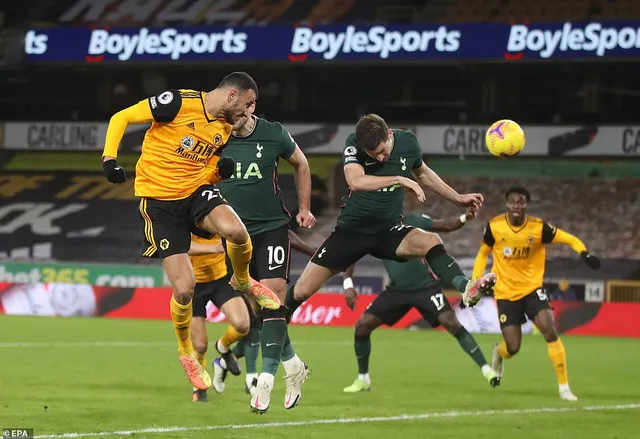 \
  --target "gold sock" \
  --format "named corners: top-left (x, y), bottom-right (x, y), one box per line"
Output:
top-left (196, 351), bottom-right (206, 369)
top-left (547, 339), bottom-right (568, 385)
top-left (220, 325), bottom-right (248, 350)
top-left (170, 296), bottom-right (193, 356)
top-left (226, 237), bottom-right (253, 286)
top-left (497, 342), bottom-right (512, 359)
